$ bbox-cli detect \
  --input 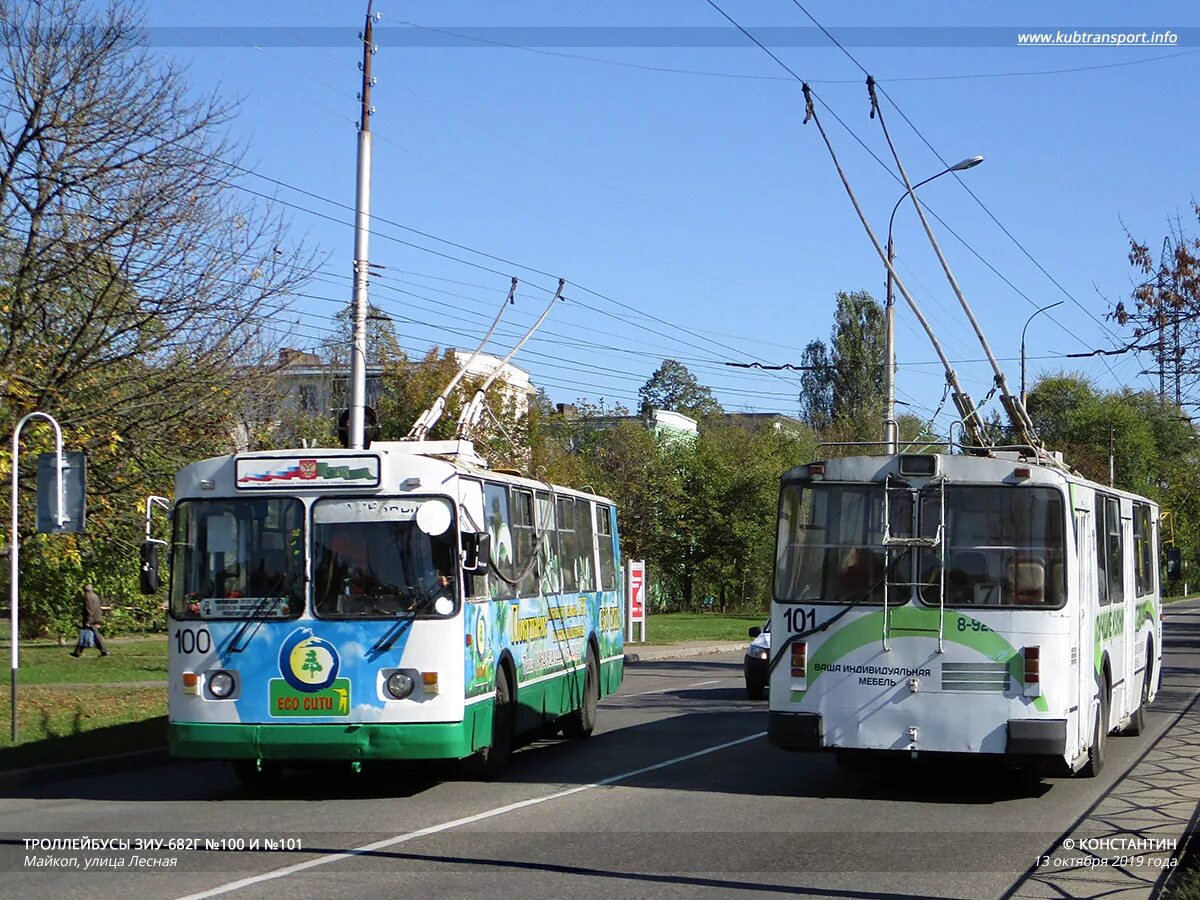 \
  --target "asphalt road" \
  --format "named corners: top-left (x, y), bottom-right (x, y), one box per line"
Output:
top-left (5, 605), bottom-right (1200, 900)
